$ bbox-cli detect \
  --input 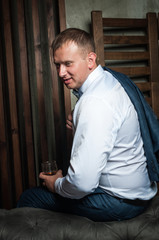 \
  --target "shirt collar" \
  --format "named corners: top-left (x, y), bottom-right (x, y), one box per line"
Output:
top-left (73, 65), bottom-right (104, 99)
